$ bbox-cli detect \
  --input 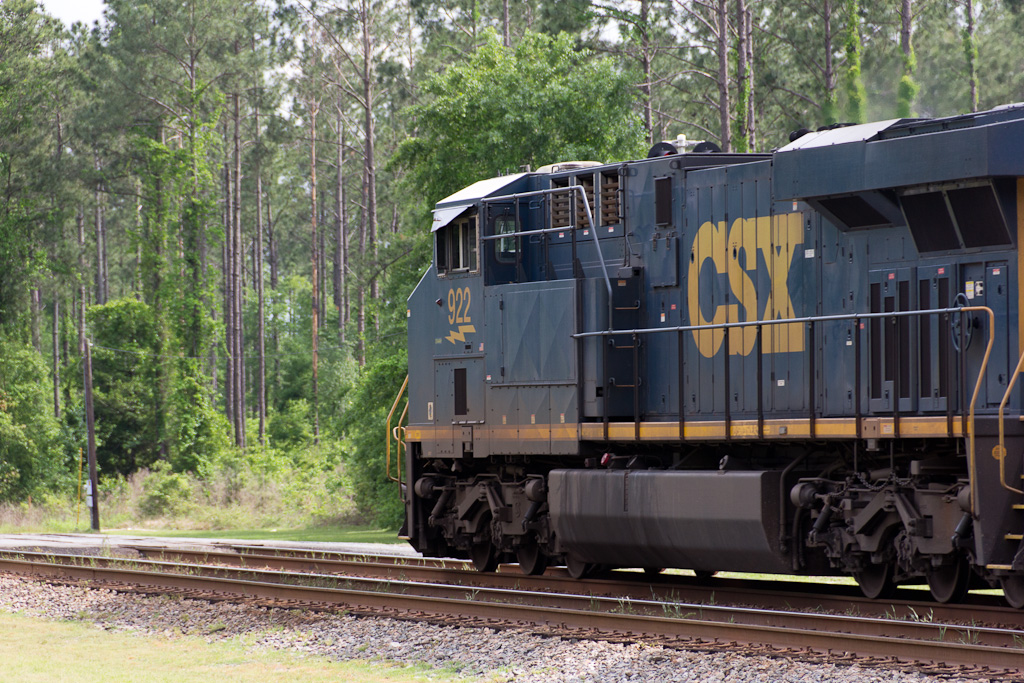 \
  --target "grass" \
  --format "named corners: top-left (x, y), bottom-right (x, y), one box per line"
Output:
top-left (104, 525), bottom-right (404, 544)
top-left (0, 612), bottom-right (469, 683)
